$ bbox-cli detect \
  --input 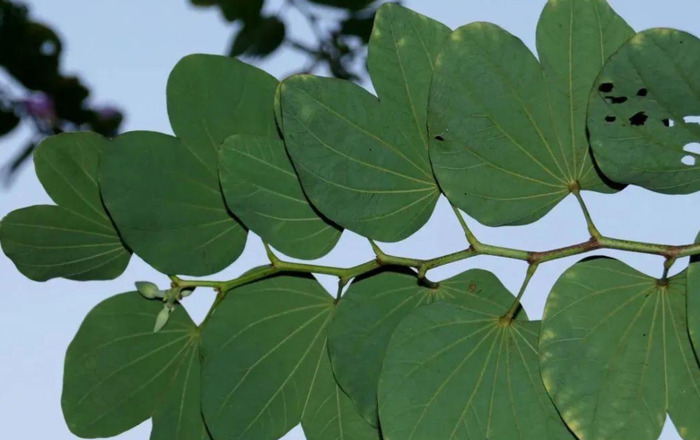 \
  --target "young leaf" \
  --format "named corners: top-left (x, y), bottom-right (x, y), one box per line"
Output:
top-left (378, 271), bottom-right (572, 440)
top-left (219, 134), bottom-right (342, 259)
top-left (429, 0), bottom-right (633, 226)
top-left (588, 29), bottom-right (700, 194)
top-left (328, 269), bottom-right (513, 427)
top-left (100, 131), bottom-right (247, 276)
top-left (200, 274), bottom-right (335, 440)
top-left (279, 4), bottom-right (450, 241)
top-left (540, 257), bottom-right (700, 440)
top-left (0, 133), bottom-right (131, 281)
top-left (62, 292), bottom-right (205, 439)
top-left (301, 340), bottom-right (381, 440)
